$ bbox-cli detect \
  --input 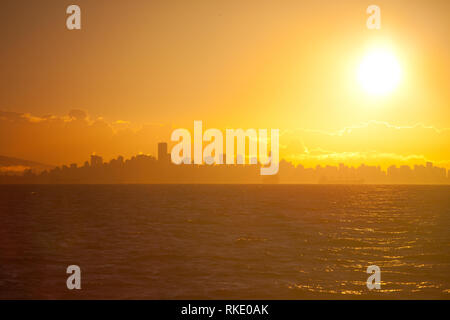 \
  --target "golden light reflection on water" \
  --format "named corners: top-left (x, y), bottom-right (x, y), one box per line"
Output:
top-left (1, 185), bottom-right (448, 299)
